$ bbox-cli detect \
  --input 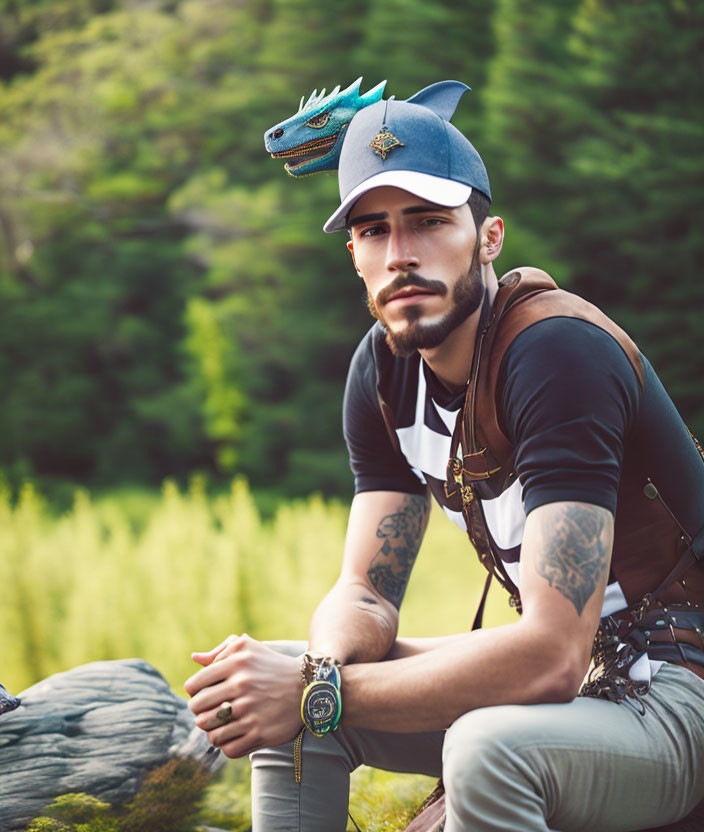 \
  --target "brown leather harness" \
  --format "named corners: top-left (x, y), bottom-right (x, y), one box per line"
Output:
top-left (403, 267), bottom-right (704, 698)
